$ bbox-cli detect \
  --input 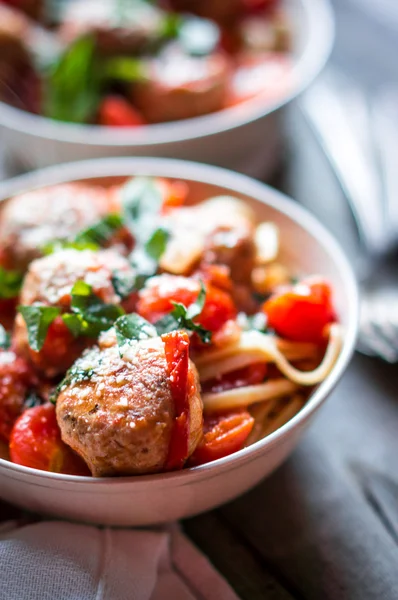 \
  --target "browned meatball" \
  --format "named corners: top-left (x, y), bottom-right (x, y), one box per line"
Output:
top-left (56, 336), bottom-right (203, 476)
top-left (14, 248), bottom-right (135, 378)
top-left (132, 45), bottom-right (230, 122)
top-left (161, 196), bottom-right (257, 284)
top-left (0, 183), bottom-right (117, 271)
top-left (59, 0), bottom-right (164, 55)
